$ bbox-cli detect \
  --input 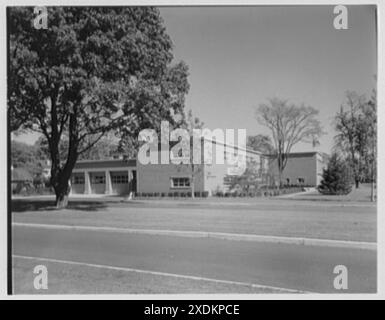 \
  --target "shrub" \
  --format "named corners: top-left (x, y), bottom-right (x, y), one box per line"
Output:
top-left (194, 191), bottom-right (201, 198)
top-left (318, 153), bottom-right (352, 195)
top-left (168, 192), bottom-right (173, 197)
top-left (202, 191), bottom-right (209, 198)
